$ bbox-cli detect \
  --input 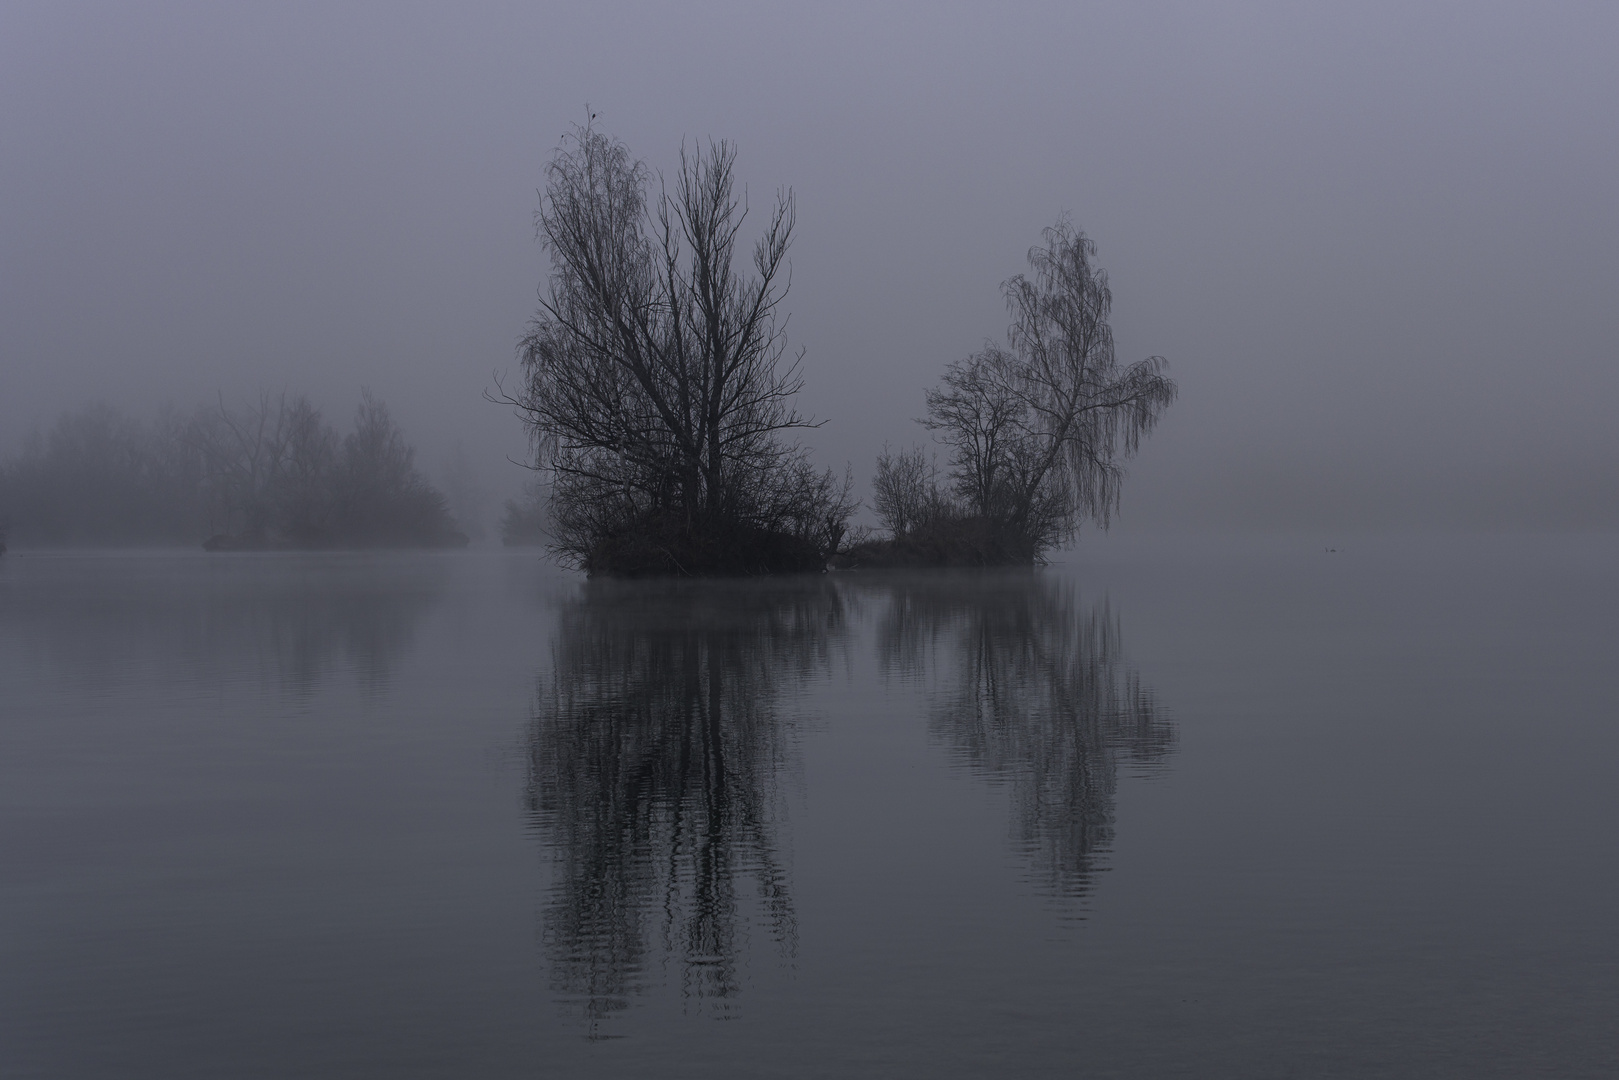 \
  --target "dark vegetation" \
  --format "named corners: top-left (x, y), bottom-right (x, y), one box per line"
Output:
top-left (0, 391), bottom-right (466, 550)
top-left (502, 123), bottom-right (1173, 575)
top-left (840, 222), bottom-right (1177, 568)
top-left (3, 127), bottom-right (1174, 574)
top-left (498, 124), bottom-right (854, 577)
